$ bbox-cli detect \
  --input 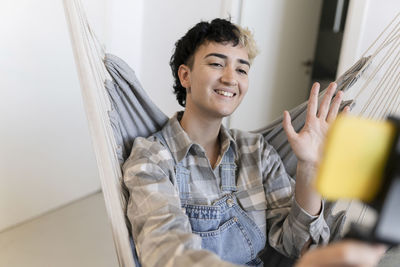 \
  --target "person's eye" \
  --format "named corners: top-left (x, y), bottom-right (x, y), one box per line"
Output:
top-left (209, 62), bottom-right (223, 67)
top-left (237, 68), bottom-right (248, 75)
